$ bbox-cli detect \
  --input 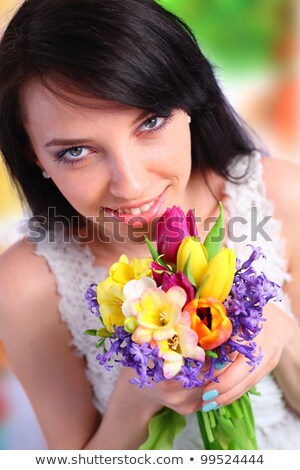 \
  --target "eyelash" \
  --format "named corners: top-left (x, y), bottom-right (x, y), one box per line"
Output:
top-left (53, 113), bottom-right (174, 166)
